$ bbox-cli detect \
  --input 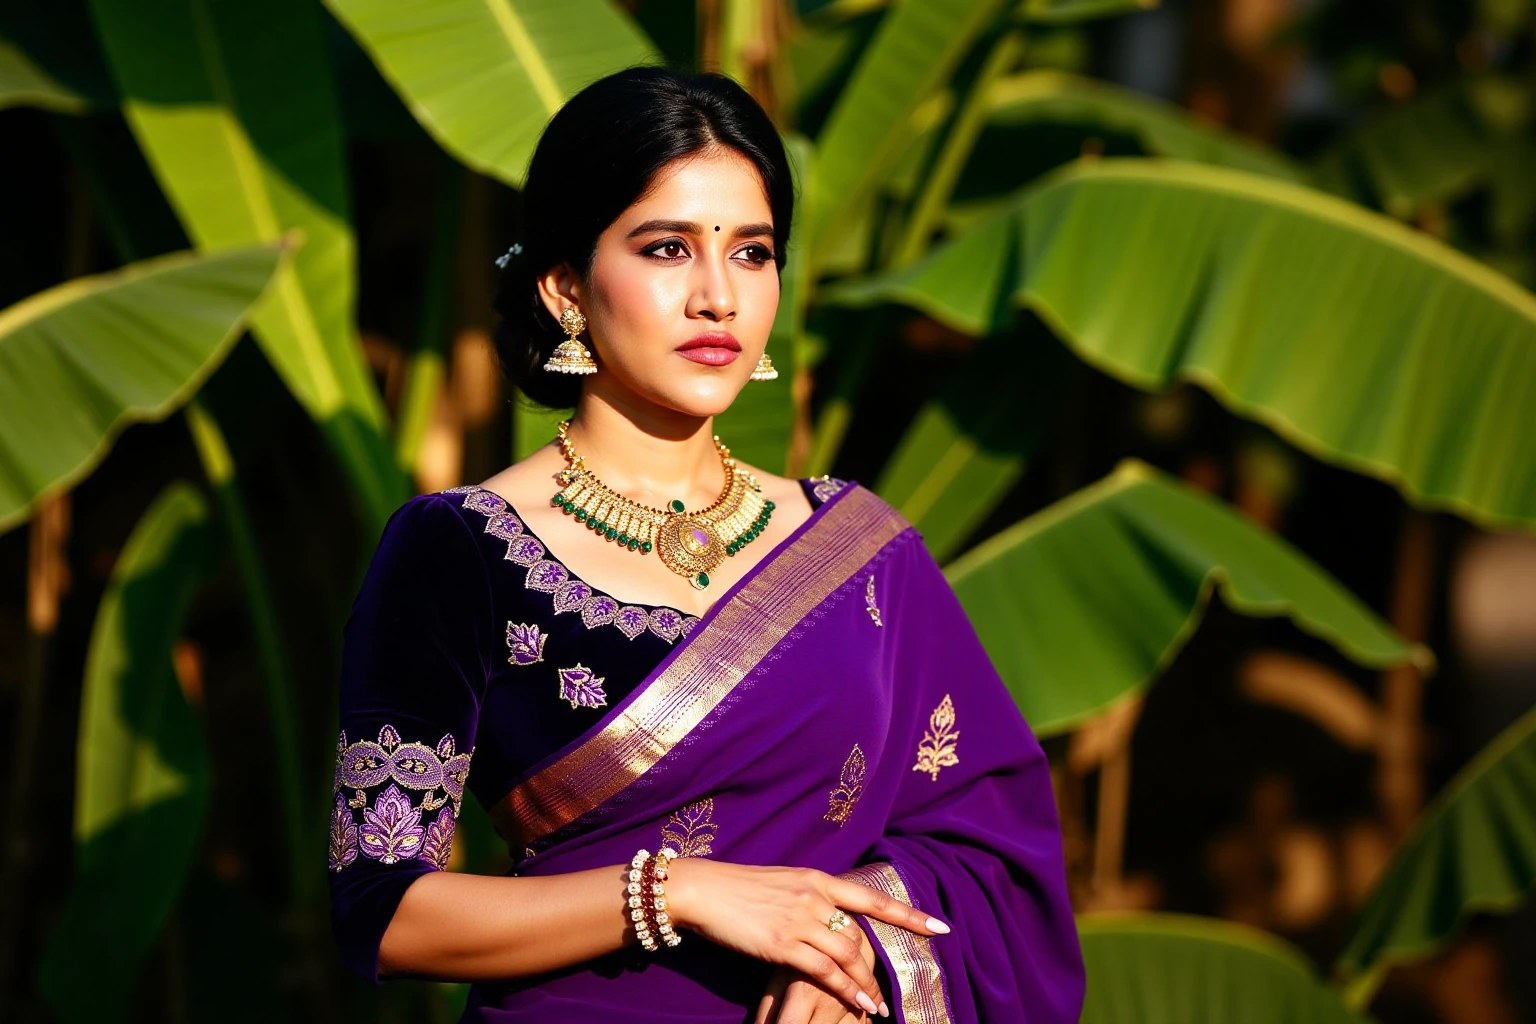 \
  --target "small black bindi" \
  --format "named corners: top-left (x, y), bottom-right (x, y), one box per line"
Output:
top-left (714, 225), bottom-right (720, 231)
